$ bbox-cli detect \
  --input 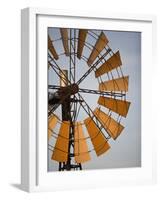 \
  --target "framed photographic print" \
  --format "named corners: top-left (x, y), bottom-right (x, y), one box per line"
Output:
top-left (21, 8), bottom-right (156, 192)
